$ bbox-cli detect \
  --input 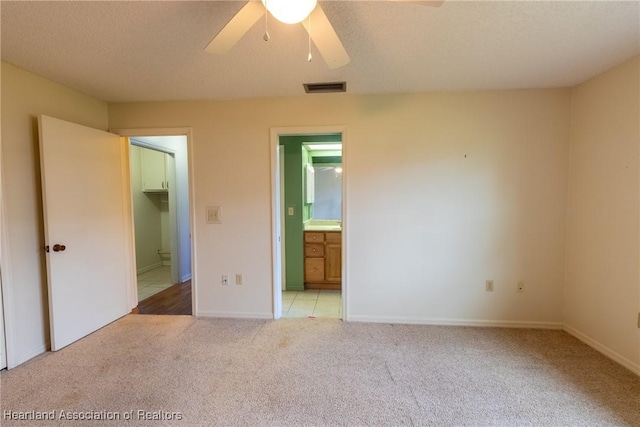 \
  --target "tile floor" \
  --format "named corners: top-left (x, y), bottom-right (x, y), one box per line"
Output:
top-left (282, 290), bottom-right (342, 319)
top-left (137, 266), bottom-right (174, 301)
